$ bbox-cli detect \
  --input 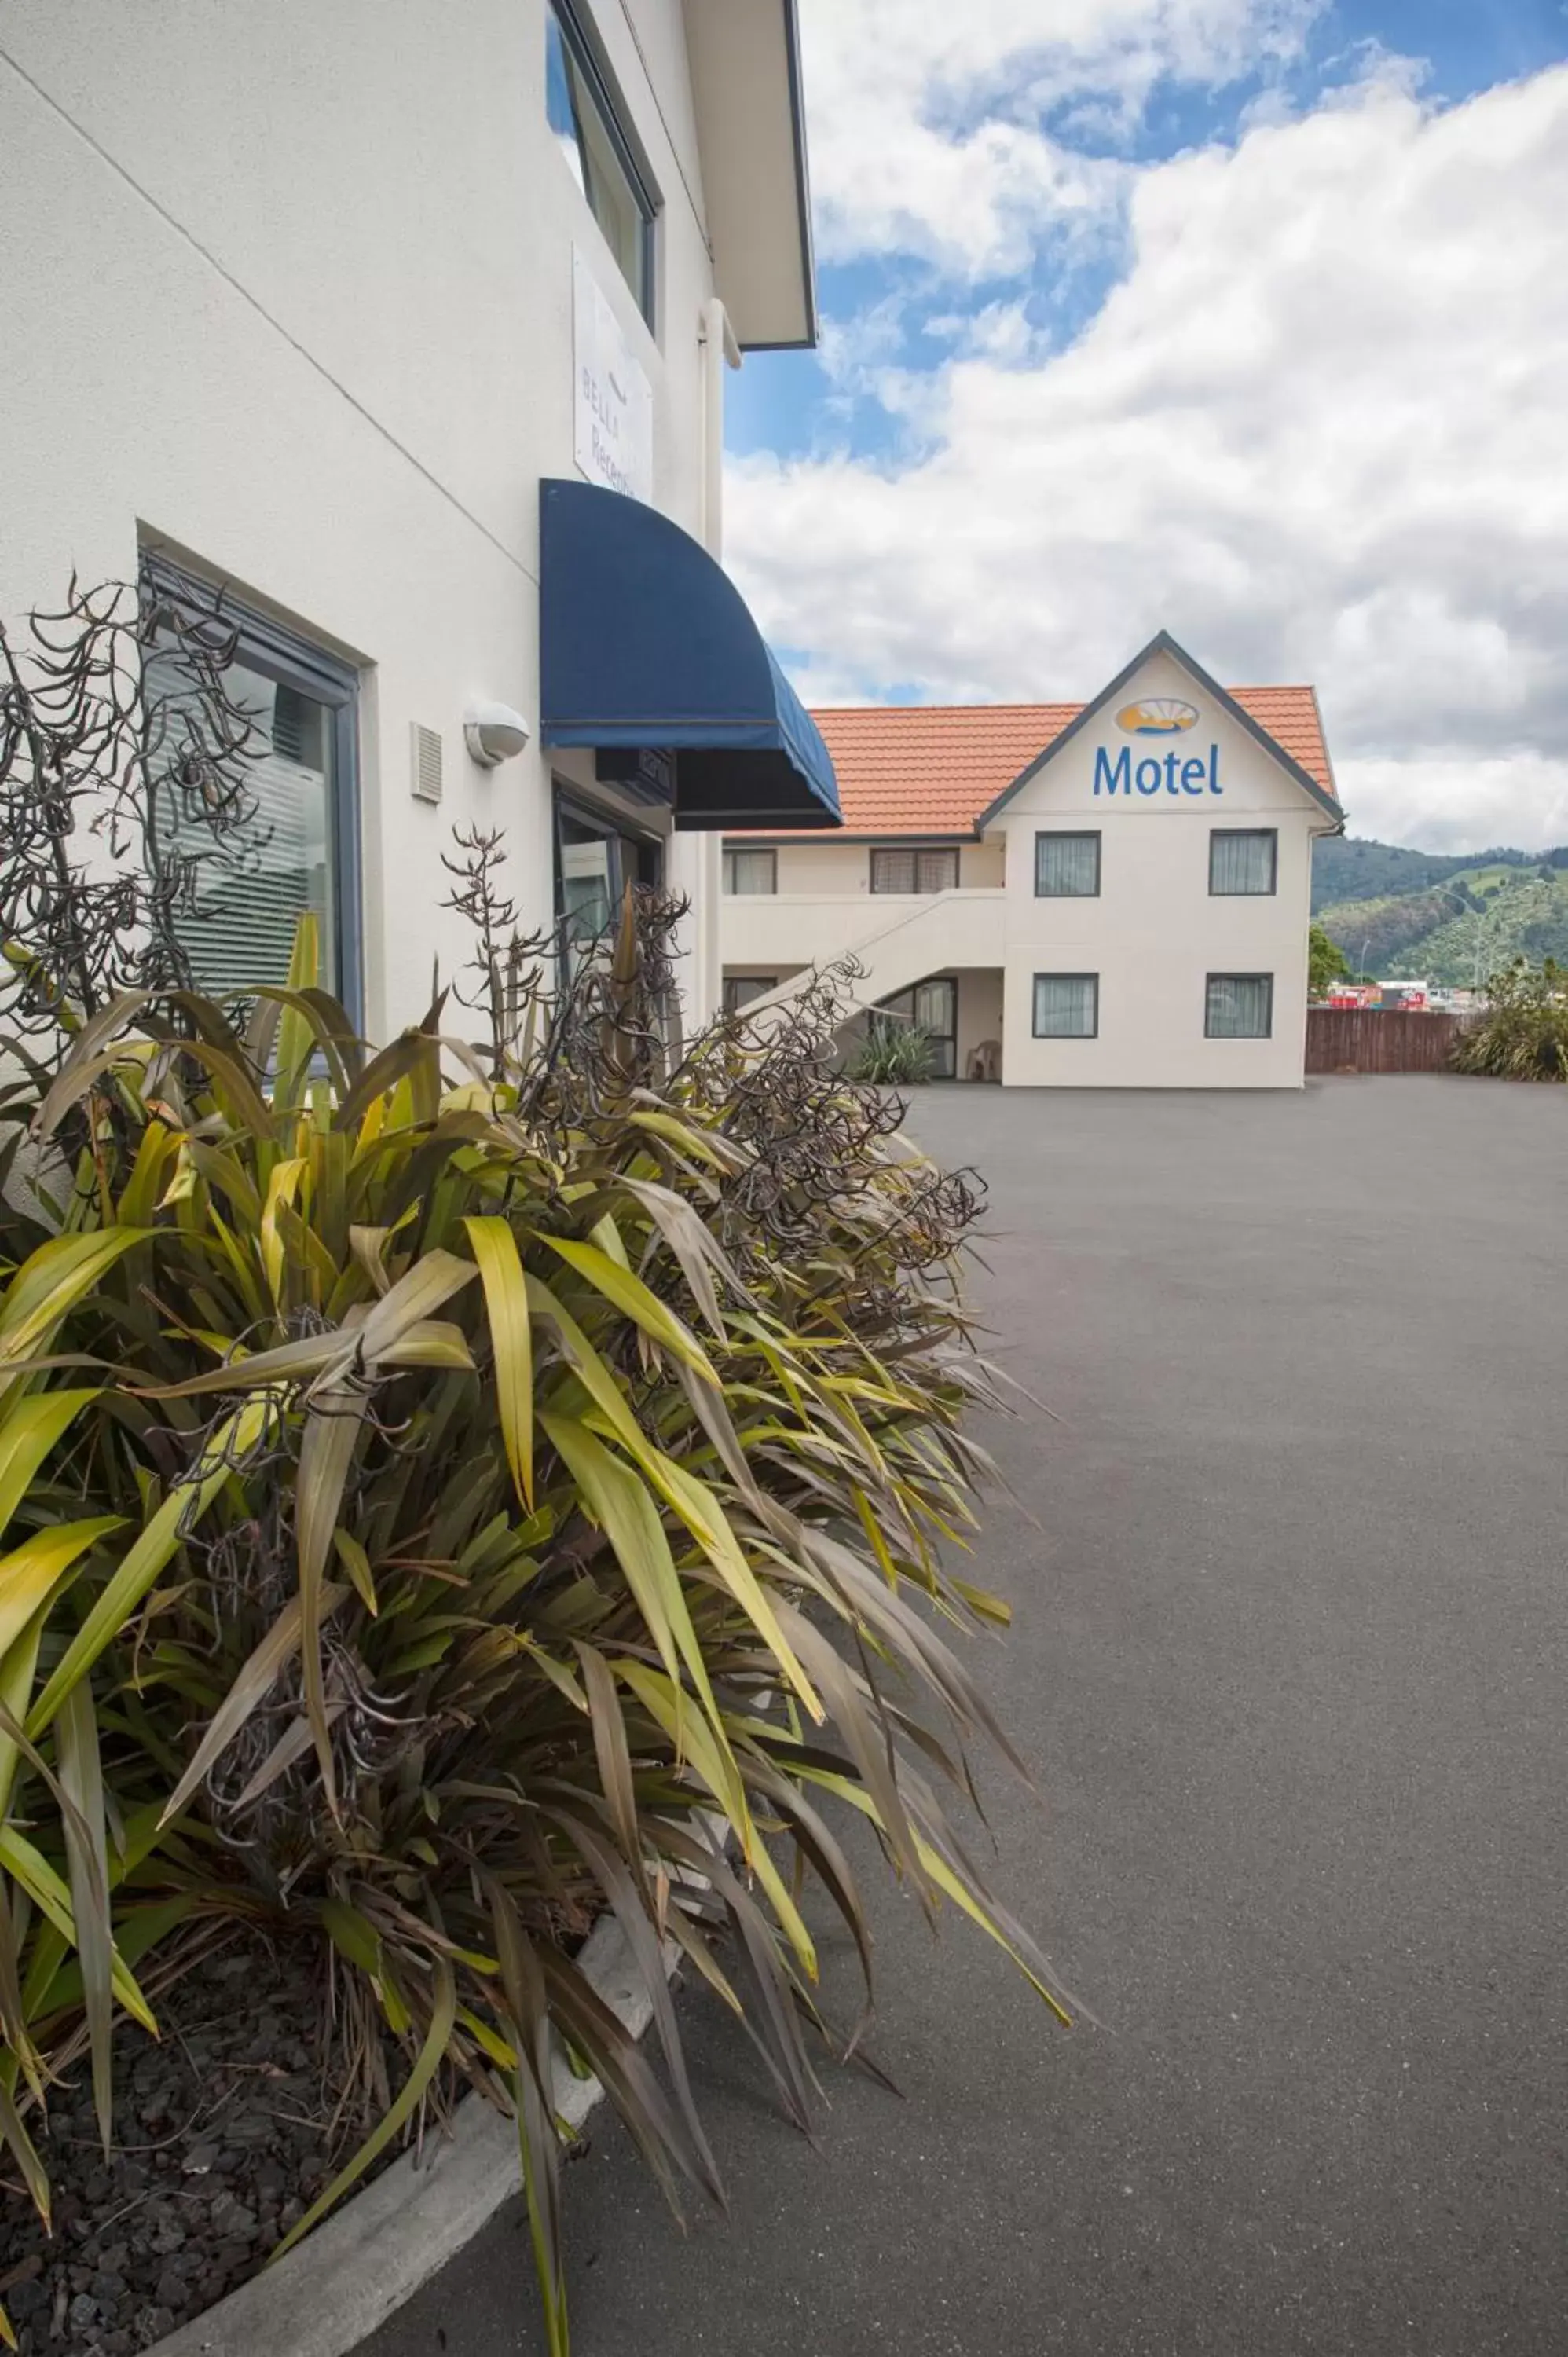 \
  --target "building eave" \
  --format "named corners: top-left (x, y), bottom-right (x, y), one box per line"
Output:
top-left (683, 0), bottom-right (817, 350)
